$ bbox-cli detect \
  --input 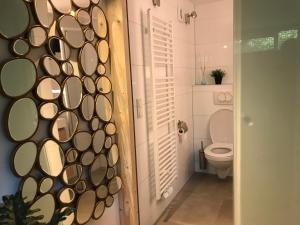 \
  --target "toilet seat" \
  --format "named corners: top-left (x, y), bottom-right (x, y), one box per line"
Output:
top-left (204, 143), bottom-right (233, 161)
